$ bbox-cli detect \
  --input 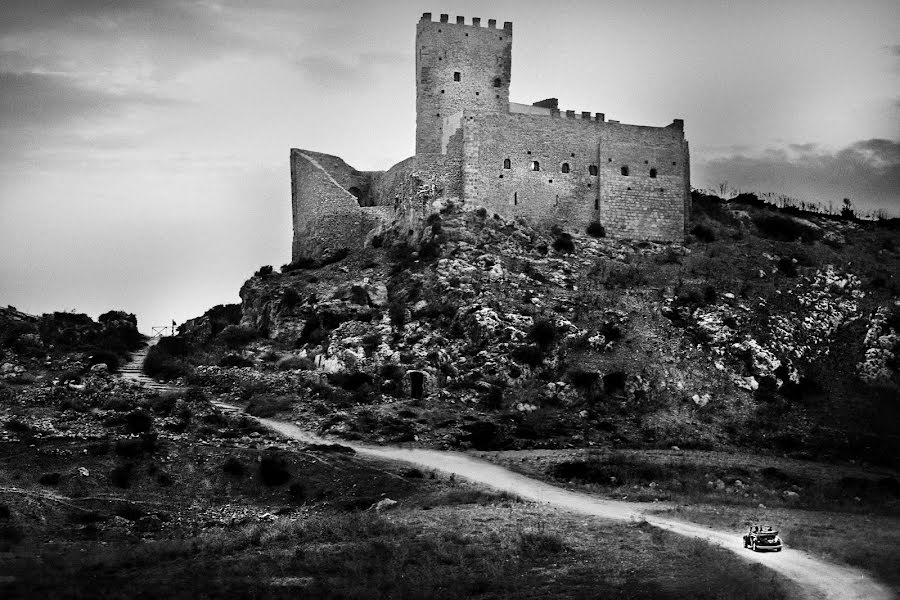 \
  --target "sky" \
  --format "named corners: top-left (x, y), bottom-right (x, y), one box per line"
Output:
top-left (1, 0), bottom-right (898, 332)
